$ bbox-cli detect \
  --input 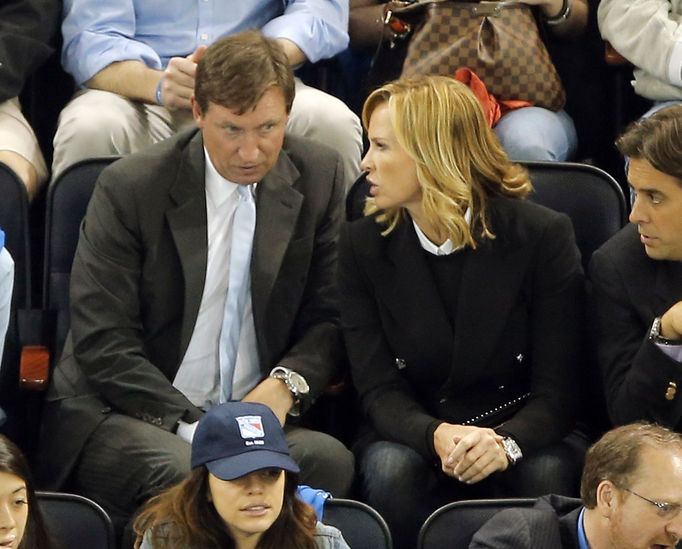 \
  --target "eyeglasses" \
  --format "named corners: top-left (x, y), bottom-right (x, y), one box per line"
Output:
top-left (622, 487), bottom-right (682, 520)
